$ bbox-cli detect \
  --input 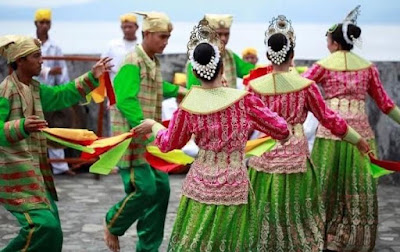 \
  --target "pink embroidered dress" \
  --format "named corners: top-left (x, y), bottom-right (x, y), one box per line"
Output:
top-left (303, 51), bottom-right (397, 141)
top-left (151, 86), bottom-right (289, 251)
top-left (247, 70), bottom-right (360, 252)
top-left (248, 70), bottom-right (358, 174)
top-left (303, 51), bottom-right (400, 251)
